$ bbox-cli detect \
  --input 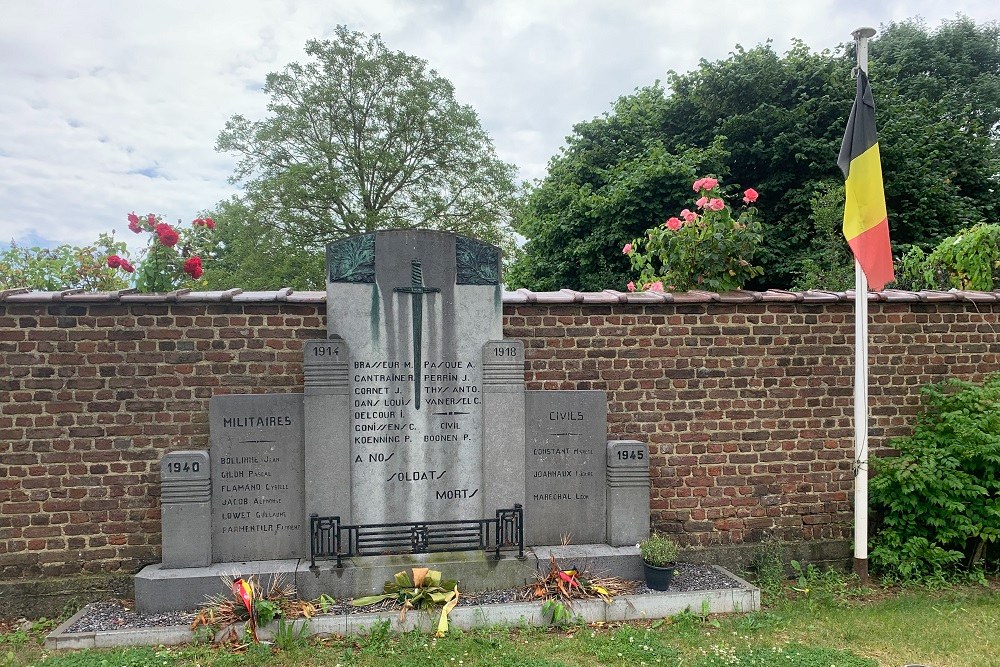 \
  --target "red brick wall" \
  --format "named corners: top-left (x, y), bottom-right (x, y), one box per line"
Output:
top-left (2, 294), bottom-right (999, 580)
